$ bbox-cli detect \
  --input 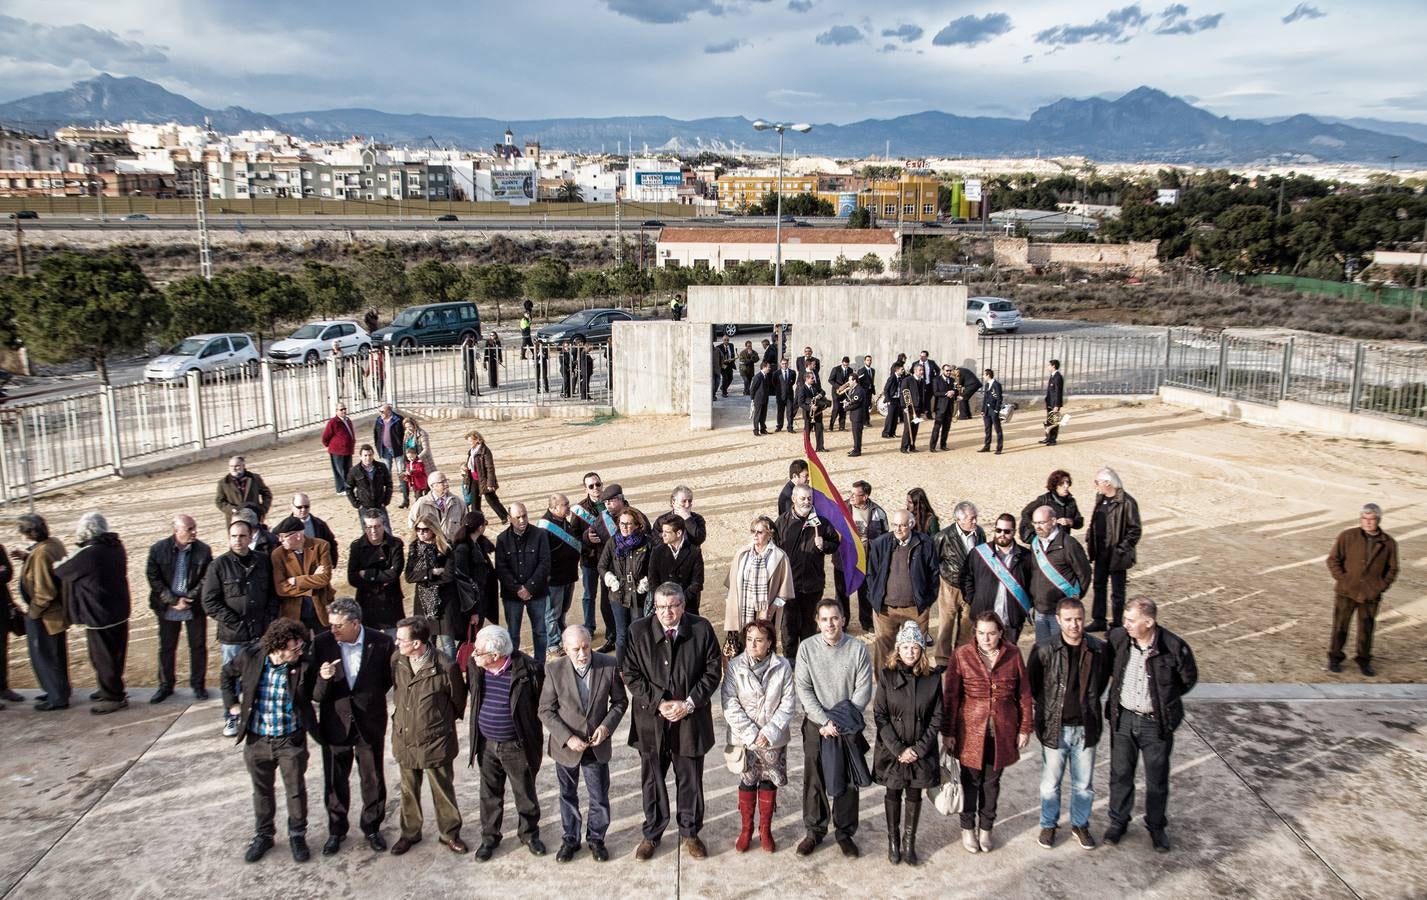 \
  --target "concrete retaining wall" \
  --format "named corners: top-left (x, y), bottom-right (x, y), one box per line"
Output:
top-left (1159, 386), bottom-right (1427, 451)
top-left (994, 237), bottom-right (1160, 273)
